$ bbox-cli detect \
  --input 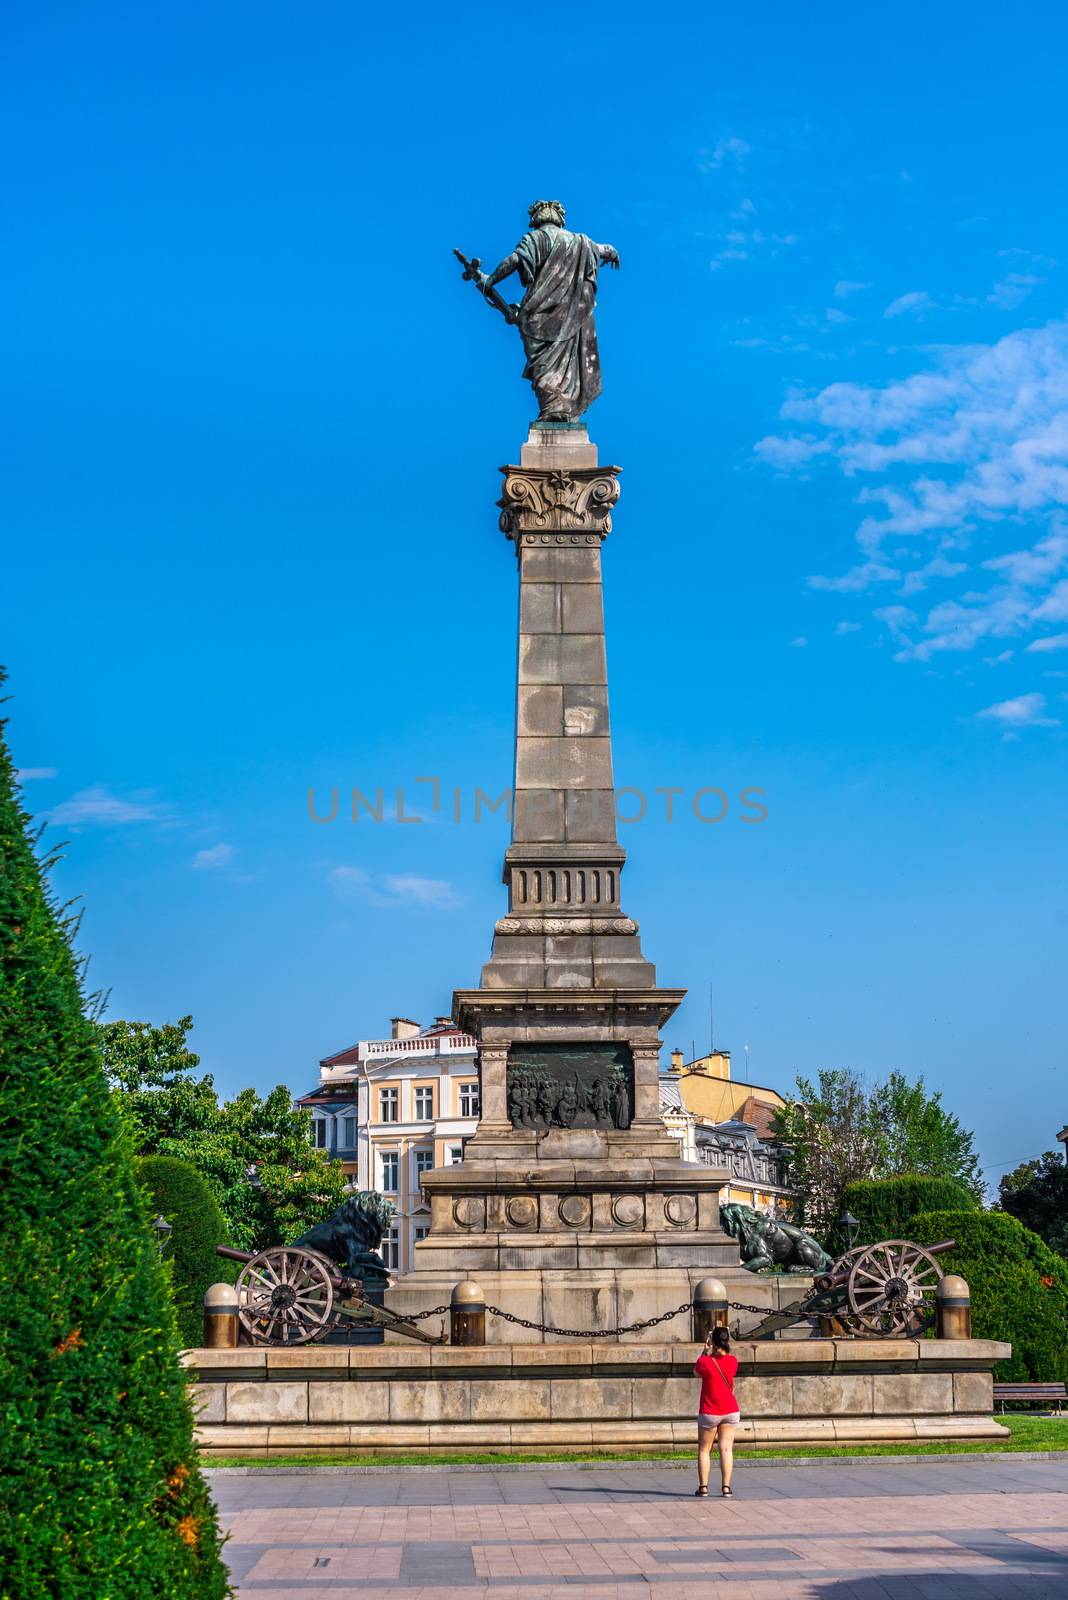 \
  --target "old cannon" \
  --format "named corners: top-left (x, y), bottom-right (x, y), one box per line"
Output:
top-left (746, 1237), bottom-right (956, 1340)
top-left (216, 1192), bottom-right (446, 1347)
top-left (216, 1243), bottom-right (446, 1346)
